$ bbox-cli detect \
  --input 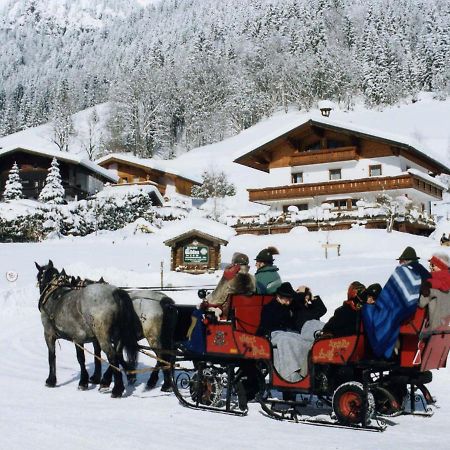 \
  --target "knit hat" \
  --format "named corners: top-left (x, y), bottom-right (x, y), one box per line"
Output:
top-left (255, 246), bottom-right (279, 264)
top-left (347, 281), bottom-right (366, 302)
top-left (276, 282), bottom-right (296, 299)
top-left (429, 253), bottom-right (450, 271)
top-left (231, 252), bottom-right (249, 266)
top-left (397, 246), bottom-right (419, 261)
